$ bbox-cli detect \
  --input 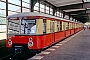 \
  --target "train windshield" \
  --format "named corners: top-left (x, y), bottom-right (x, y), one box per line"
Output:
top-left (8, 20), bottom-right (20, 34)
top-left (21, 19), bottom-right (36, 34)
top-left (7, 19), bottom-right (36, 34)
